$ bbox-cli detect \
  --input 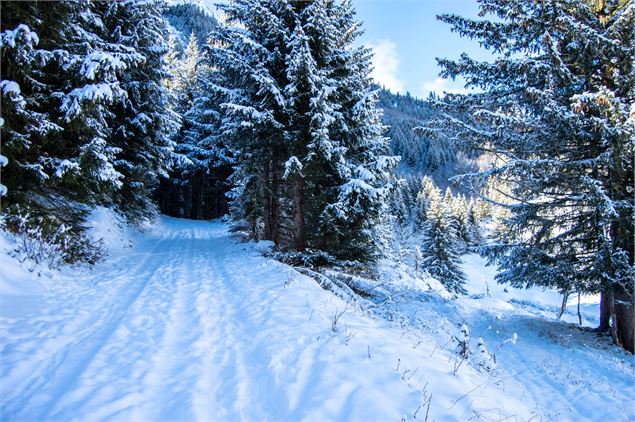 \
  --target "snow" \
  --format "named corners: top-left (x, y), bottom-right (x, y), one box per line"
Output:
top-left (0, 80), bottom-right (20, 96)
top-left (0, 24), bottom-right (39, 48)
top-left (53, 159), bottom-right (80, 178)
top-left (1, 218), bottom-right (633, 421)
top-left (339, 178), bottom-right (378, 197)
top-left (62, 83), bottom-right (126, 117)
top-left (87, 206), bottom-right (132, 254)
top-left (81, 52), bottom-right (127, 81)
top-left (0, 232), bottom-right (45, 317)
top-left (283, 156), bottom-right (303, 179)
